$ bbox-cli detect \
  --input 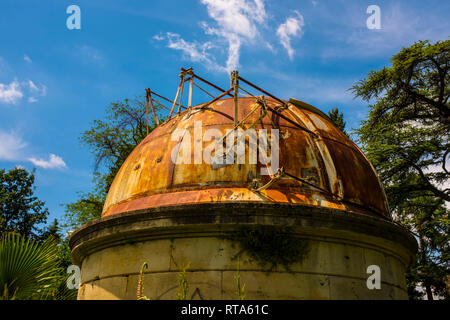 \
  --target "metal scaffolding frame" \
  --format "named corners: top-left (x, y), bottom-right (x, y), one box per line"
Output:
top-left (144, 67), bottom-right (344, 201)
